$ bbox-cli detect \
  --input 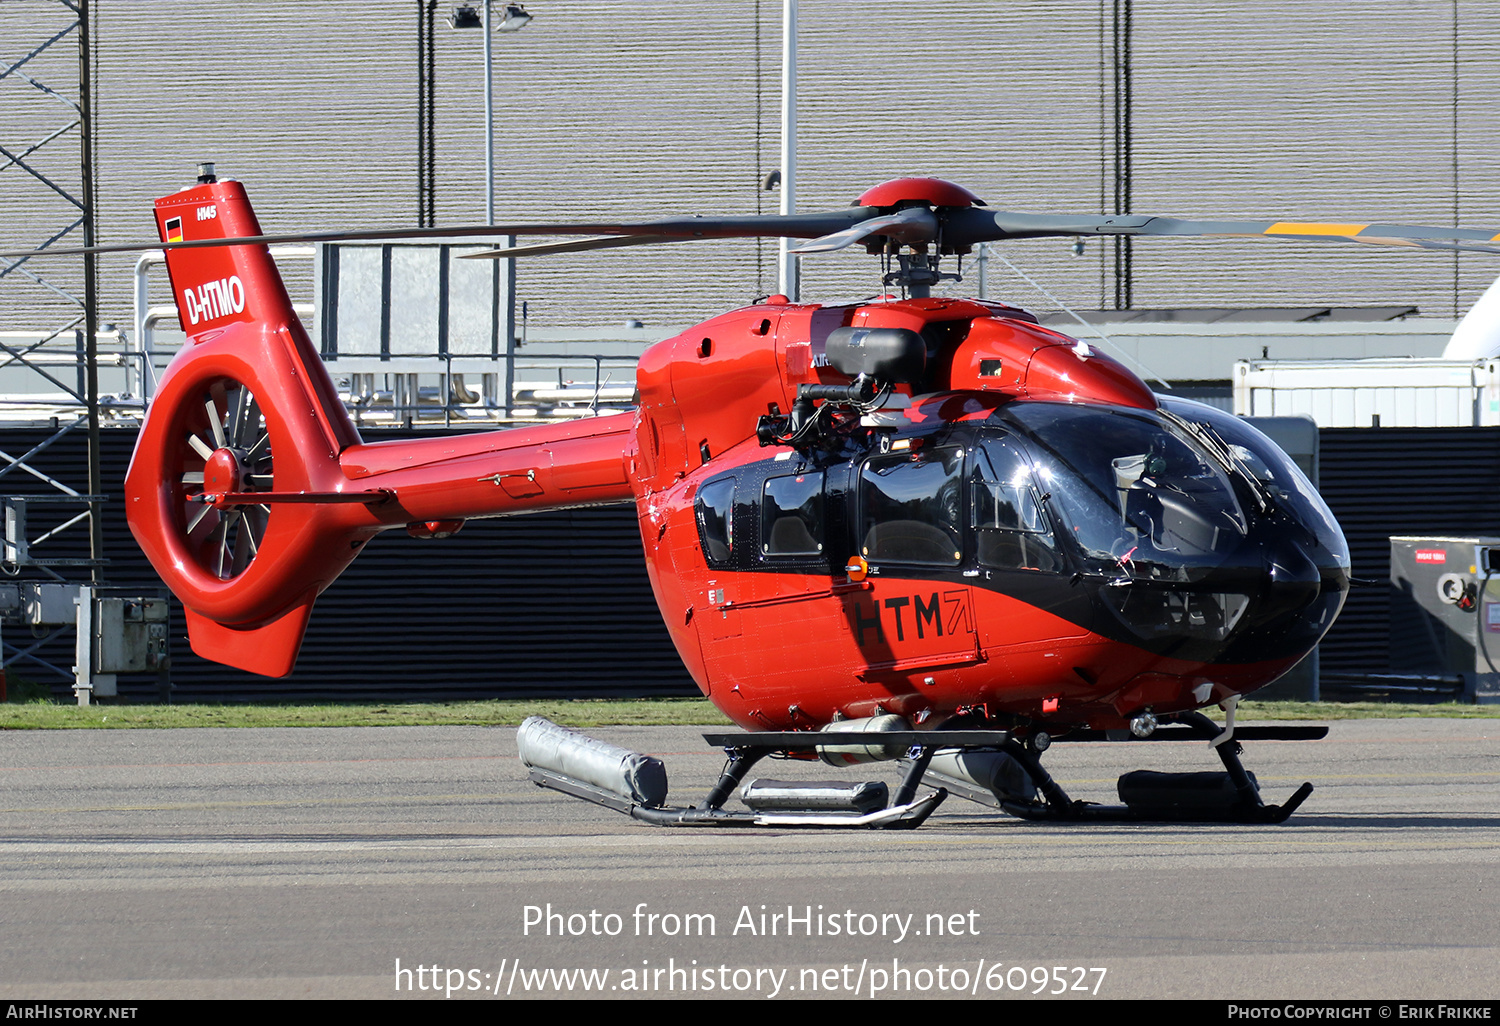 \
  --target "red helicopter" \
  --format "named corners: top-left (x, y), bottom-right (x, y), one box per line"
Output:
top-left (57, 169), bottom-right (1500, 828)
